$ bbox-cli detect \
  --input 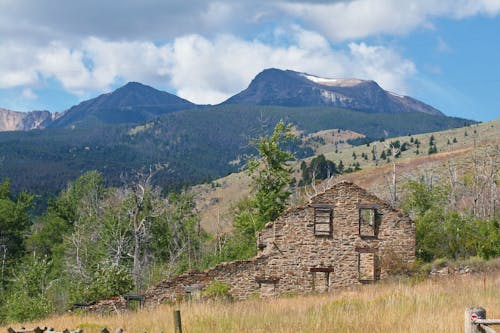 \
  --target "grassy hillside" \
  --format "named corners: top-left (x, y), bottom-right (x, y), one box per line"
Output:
top-left (2, 271), bottom-right (498, 333)
top-left (192, 119), bottom-right (499, 231)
